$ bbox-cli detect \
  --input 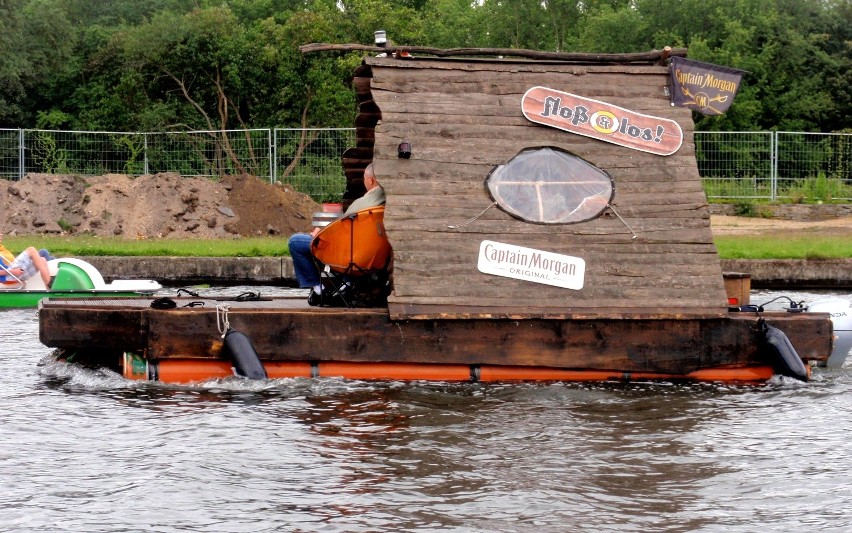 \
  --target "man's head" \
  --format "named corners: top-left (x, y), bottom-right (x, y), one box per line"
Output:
top-left (364, 164), bottom-right (380, 191)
